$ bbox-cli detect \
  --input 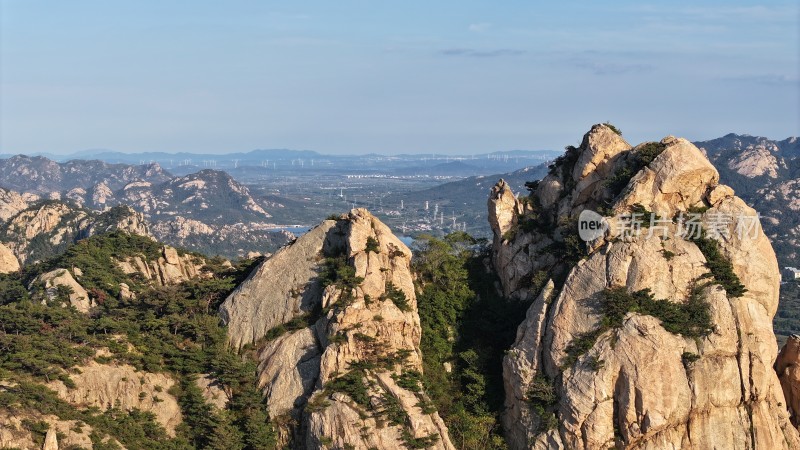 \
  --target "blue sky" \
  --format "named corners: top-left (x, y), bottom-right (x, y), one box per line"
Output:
top-left (1, 1), bottom-right (797, 154)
